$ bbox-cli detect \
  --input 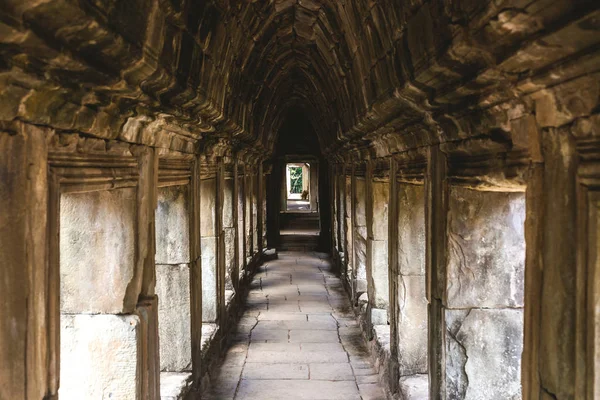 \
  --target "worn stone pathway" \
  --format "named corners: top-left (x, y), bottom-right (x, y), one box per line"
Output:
top-left (202, 251), bottom-right (387, 400)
